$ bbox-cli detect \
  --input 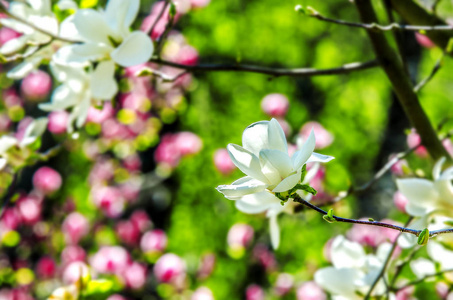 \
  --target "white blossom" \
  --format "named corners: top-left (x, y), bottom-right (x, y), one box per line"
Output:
top-left (216, 119), bottom-right (333, 248)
